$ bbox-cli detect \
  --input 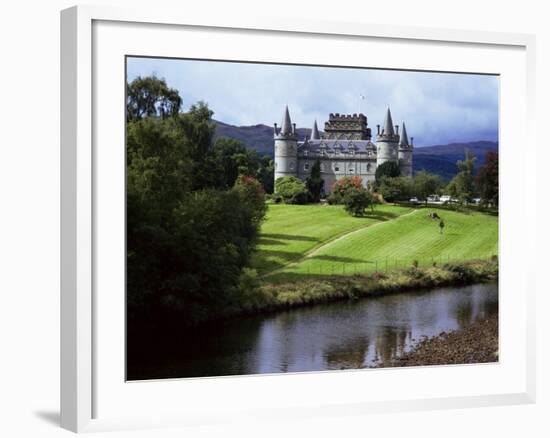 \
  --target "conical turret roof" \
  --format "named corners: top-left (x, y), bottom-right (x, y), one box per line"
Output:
top-left (399, 122), bottom-right (409, 147)
top-left (382, 107), bottom-right (395, 136)
top-left (310, 120), bottom-right (320, 140)
top-left (280, 105), bottom-right (292, 135)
